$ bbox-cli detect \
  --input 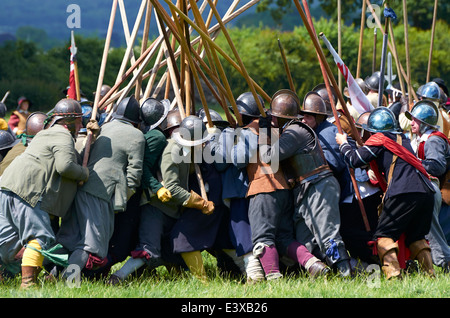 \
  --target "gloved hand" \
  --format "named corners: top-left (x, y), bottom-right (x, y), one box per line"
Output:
top-left (156, 187), bottom-right (172, 203)
top-left (183, 190), bottom-right (215, 215)
top-left (86, 119), bottom-right (101, 139)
